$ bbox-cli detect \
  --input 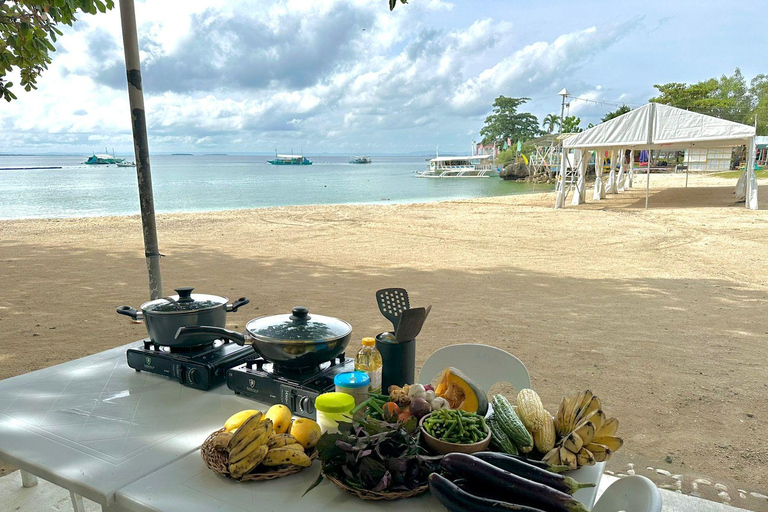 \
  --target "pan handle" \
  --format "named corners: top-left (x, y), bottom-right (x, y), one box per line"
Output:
top-left (116, 306), bottom-right (143, 322)
top-left (226, 297), bottom-right (250, 313)
top-left (175, 325), bottom-right (247, 345)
